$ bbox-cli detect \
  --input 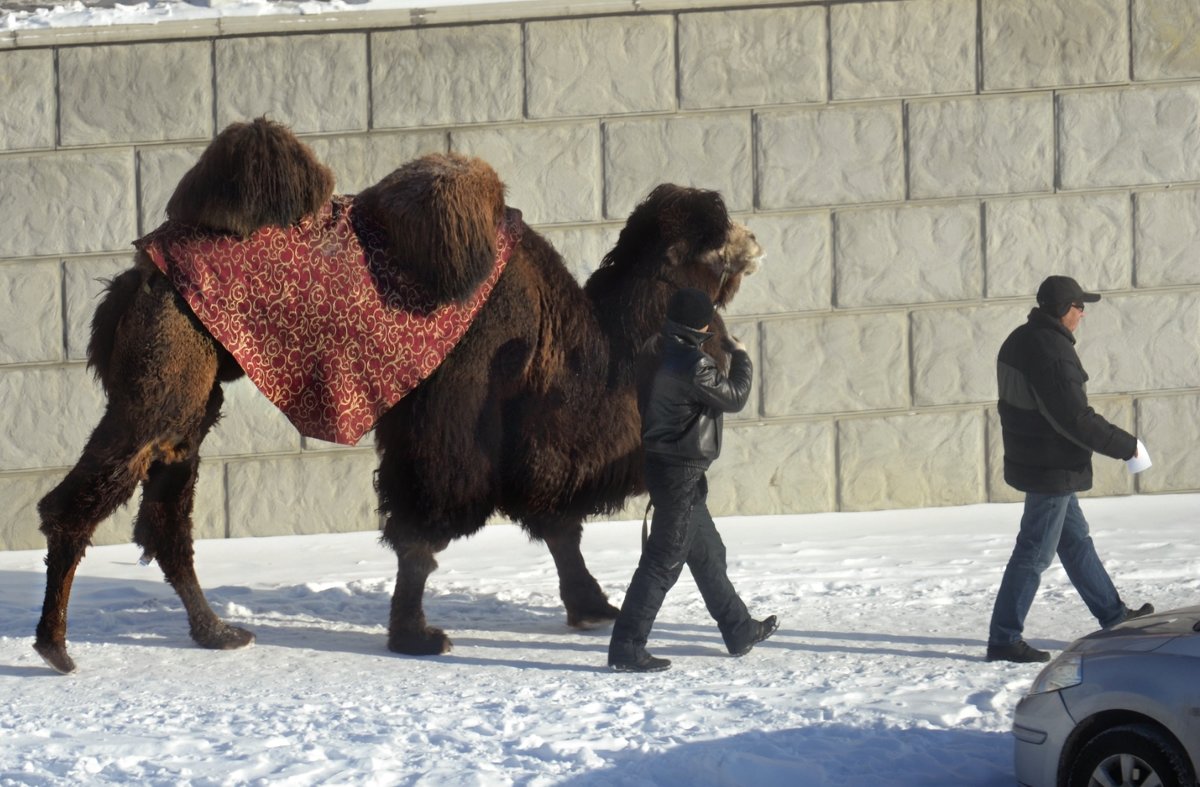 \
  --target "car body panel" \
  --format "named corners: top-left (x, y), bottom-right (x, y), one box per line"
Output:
top-left (1011, 605), bottom-right (1200, 787)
